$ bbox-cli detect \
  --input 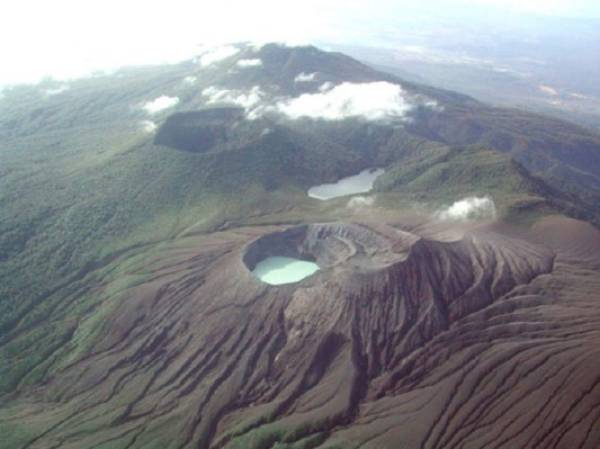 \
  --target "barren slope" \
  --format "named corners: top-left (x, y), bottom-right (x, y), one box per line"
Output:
top-left (3, 217), bottom-right (598, 449)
